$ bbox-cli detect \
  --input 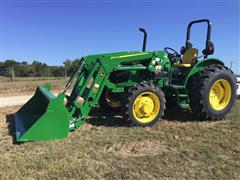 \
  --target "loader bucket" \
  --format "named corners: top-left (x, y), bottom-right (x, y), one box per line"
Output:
top-left (14, 85), bottom-right (70, 142)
